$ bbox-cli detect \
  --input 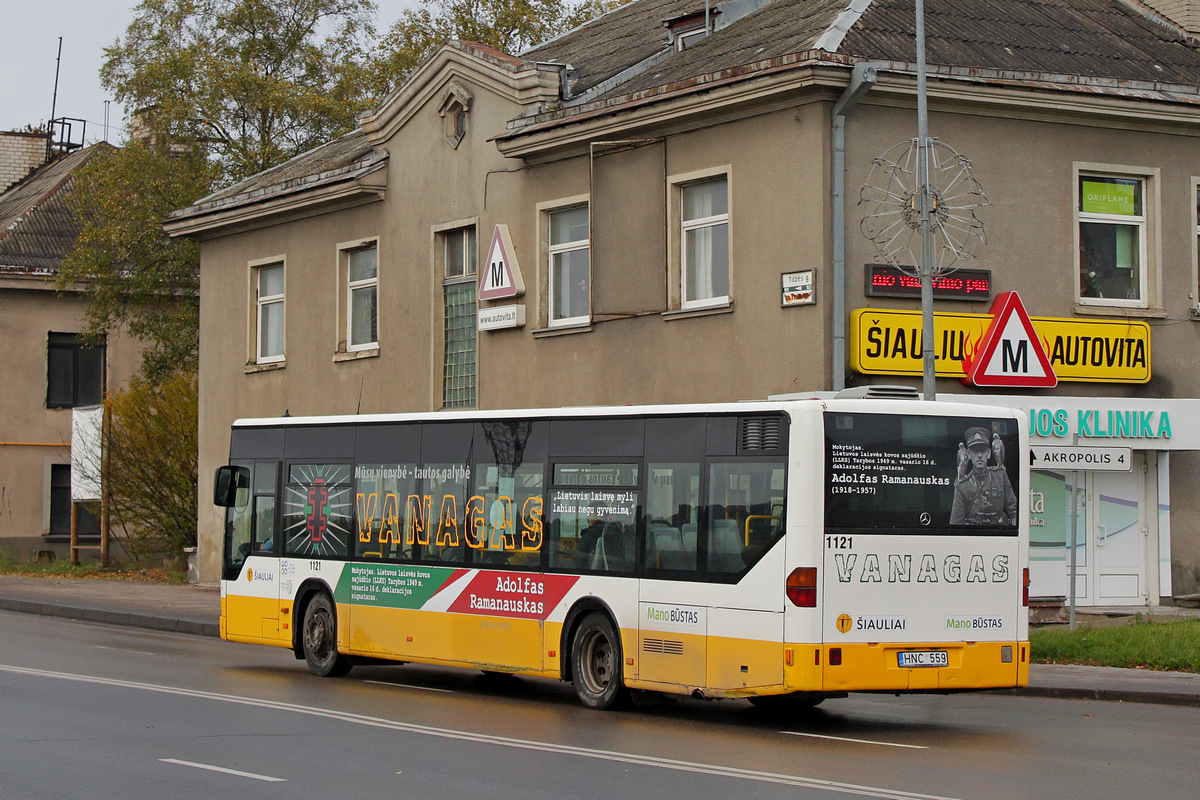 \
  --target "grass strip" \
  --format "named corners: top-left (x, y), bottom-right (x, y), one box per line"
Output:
top-left (1032, 618), bottom-right (1200, 672)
